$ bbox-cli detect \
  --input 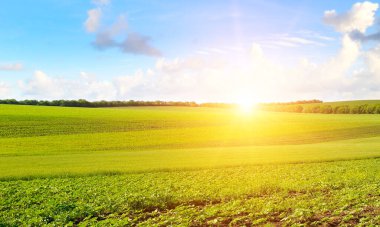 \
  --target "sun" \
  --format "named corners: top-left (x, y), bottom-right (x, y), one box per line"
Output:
top-left (236, 98), bottom-right (257, 114)
top-left (232, 90), bottom-right (260, 114)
